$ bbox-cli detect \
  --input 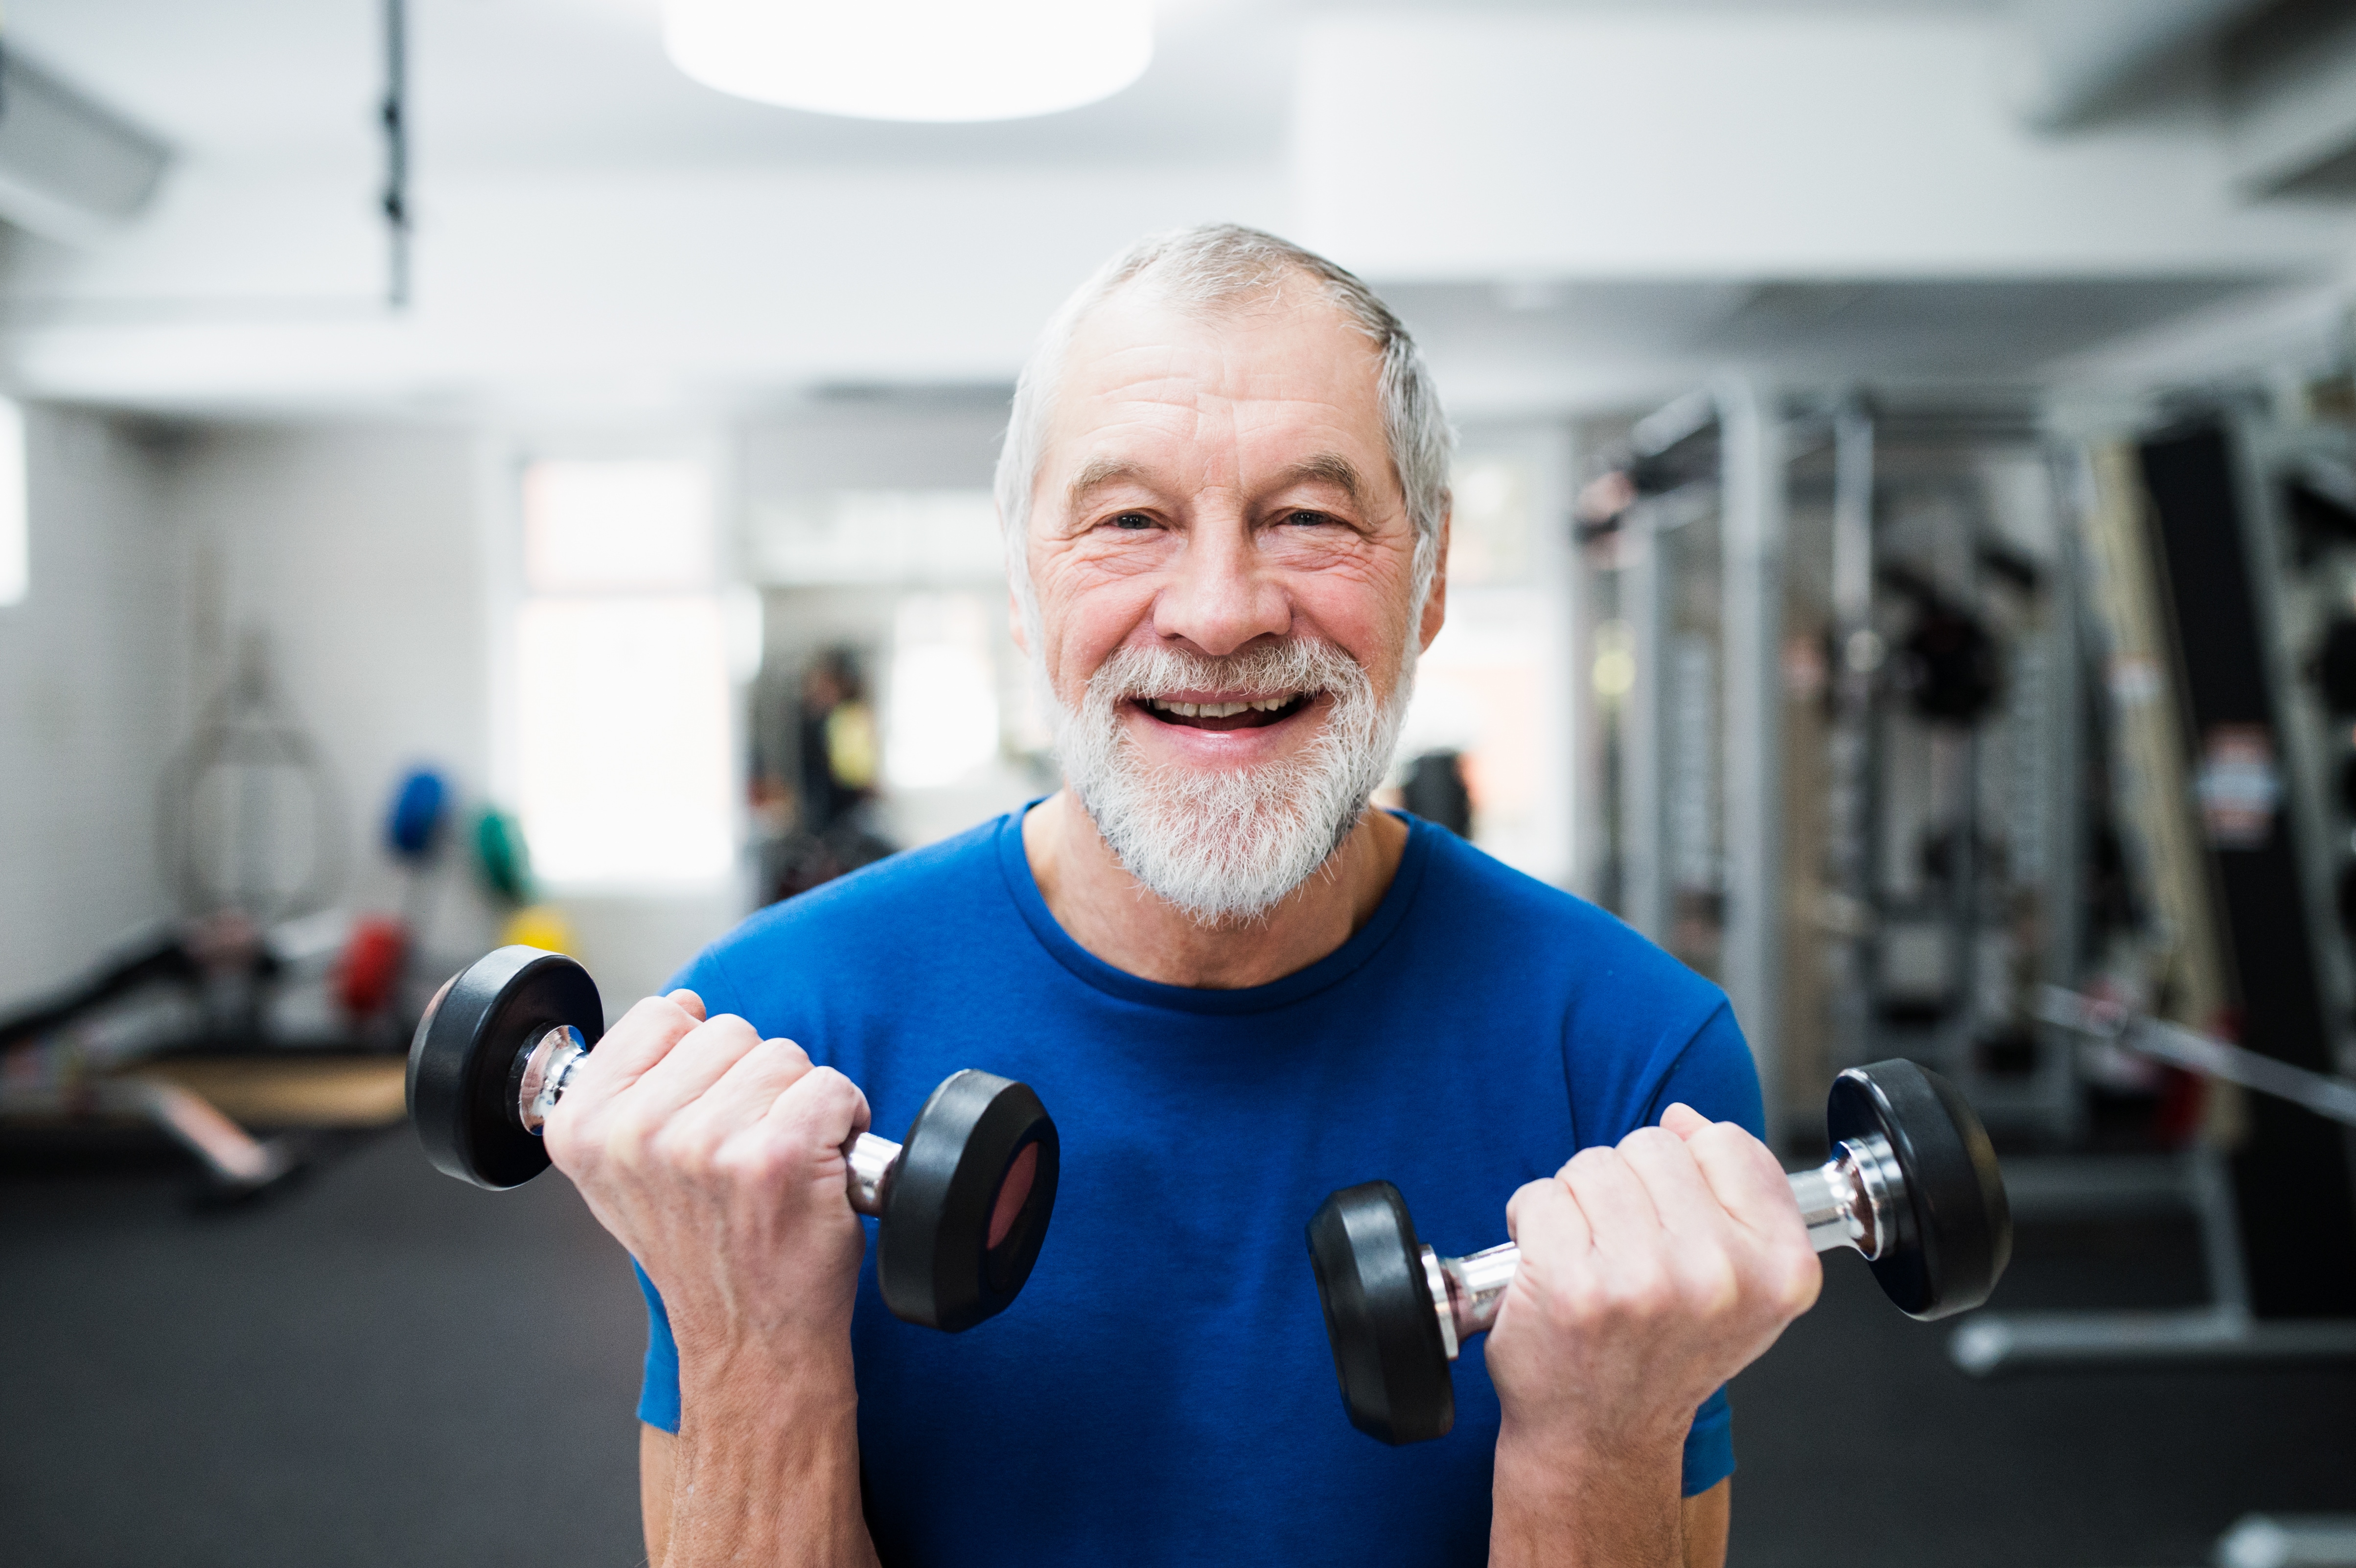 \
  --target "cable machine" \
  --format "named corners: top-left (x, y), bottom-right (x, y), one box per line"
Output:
top-left (1578, 389), bottom-right (2082, 1149)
